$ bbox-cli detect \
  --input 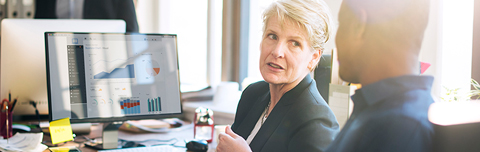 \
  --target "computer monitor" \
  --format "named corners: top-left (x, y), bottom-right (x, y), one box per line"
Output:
top-left (45, 32), bottom-right (182, 149)
top-left (0, 19), bottom-right (126, 118)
